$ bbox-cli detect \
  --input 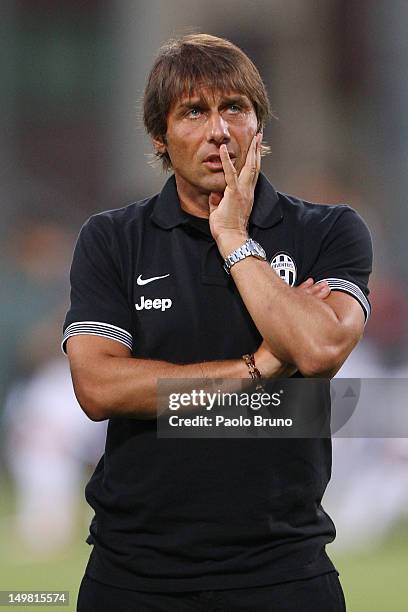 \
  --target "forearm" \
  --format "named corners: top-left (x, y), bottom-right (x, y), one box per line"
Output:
top-left (217, 233), bottom-right (342, 374)
top-left (70, 348), bottom-right (292, 421)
